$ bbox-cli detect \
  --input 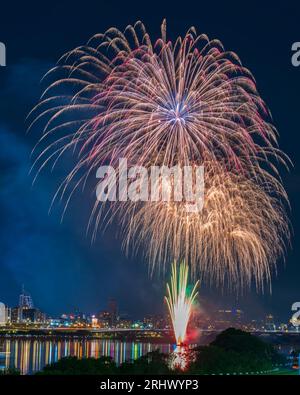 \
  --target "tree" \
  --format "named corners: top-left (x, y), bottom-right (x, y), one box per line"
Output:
top-left (36, 356), bottom-right (117, 375)
top-left (118, 350), bottom-right (172, 374)
top-left (0, 367), bottom-right (20, 375)
top-left (189, 328), bottom-right (285, 374)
